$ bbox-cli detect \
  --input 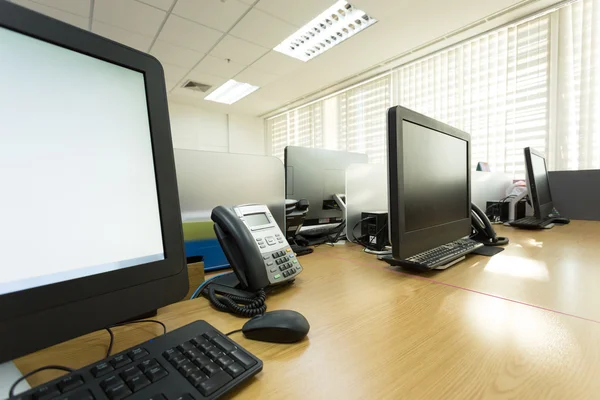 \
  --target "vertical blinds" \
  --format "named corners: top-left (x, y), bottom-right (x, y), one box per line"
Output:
top-left (395, 17), bottom-right (550, 175)
top-left (267, 0), bottom-right (599, 173)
